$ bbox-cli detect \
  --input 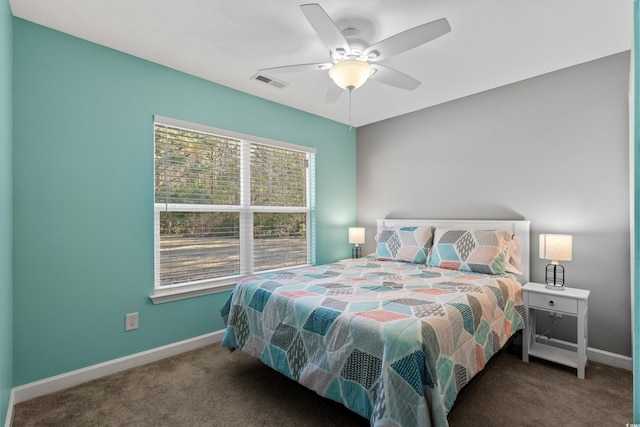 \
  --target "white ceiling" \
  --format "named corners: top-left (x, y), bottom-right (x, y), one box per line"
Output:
top-left (9, 0), bottom-right (633, 127)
